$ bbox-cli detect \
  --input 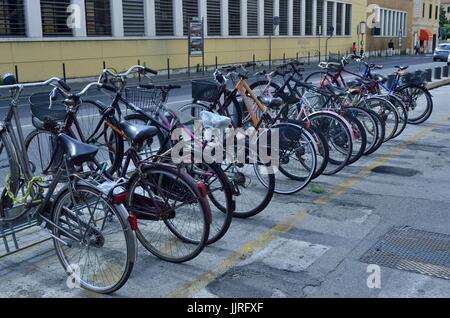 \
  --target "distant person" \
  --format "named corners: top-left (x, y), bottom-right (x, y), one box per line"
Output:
top-left (388, 39), bottom-right (394, 57)
top-left (352, 42), bottom-right (357, 55)
top-left (415, 42), bottom-right (420, 55)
